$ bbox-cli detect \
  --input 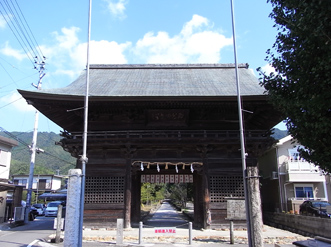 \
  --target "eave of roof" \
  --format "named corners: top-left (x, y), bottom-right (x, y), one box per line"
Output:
top-left (0, 135), bottom-right (18, 147)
